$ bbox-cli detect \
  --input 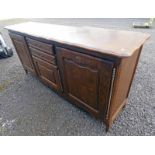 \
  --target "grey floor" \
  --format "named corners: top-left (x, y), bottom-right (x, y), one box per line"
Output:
top-left (0, 19), bottom-right (154, 136)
